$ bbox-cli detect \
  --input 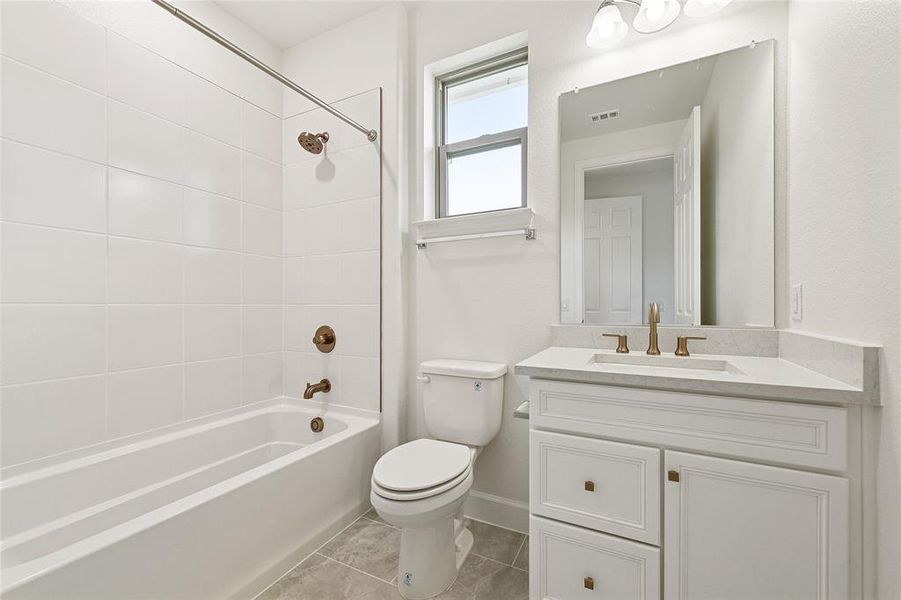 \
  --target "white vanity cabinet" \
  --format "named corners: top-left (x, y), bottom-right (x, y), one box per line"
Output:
top-left (528, 379), bottom-right (858, 600)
